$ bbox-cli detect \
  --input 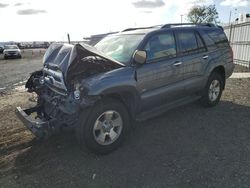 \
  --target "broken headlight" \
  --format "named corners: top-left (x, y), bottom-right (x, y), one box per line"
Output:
top-left (72, 81), bottom-right (88, 100)
top-left (74, 89), bottom-right (81, 100)
top-left (39, 77), bottom-right (45, 85)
